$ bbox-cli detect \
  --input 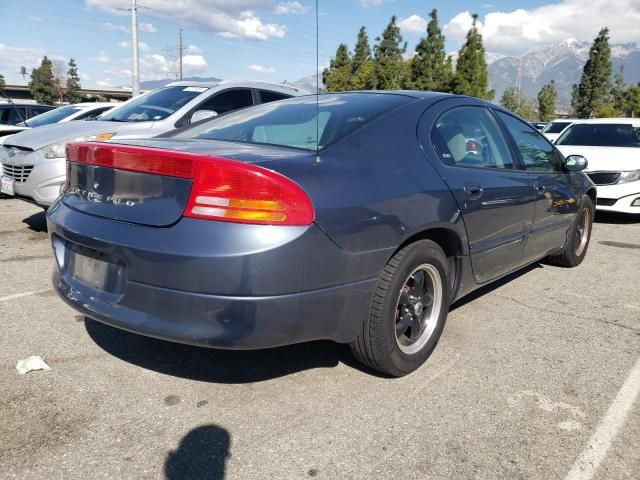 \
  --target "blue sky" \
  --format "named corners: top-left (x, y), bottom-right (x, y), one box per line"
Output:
top-left (1, 0), bottom-right (638, 88)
